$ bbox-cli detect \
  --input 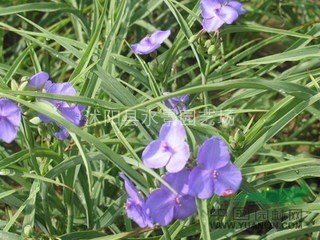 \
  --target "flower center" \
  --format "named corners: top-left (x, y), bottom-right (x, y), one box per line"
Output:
top-left (56, 102), bottom-right (63, 109)
top-left (212, 170), bottom-right (219, 179)
top-left (161, 142), bottom-right (175, 154)
top-left (175, 196), bottom-right (182, 206)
